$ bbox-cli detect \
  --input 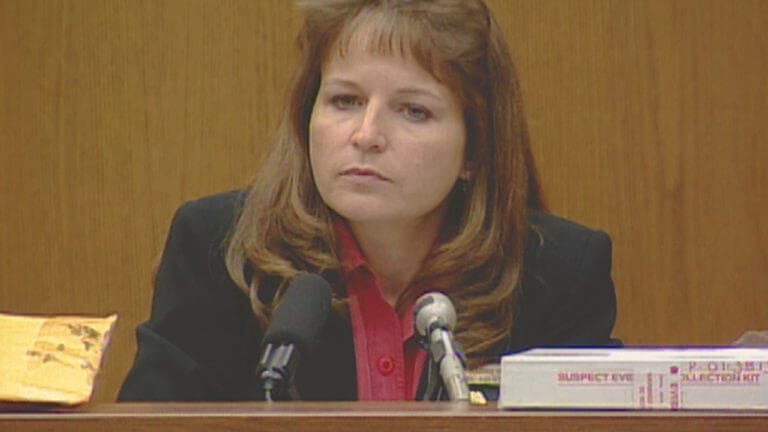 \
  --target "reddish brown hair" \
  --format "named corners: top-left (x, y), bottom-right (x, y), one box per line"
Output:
top-left (227, 0), bottom-right (543, 368)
